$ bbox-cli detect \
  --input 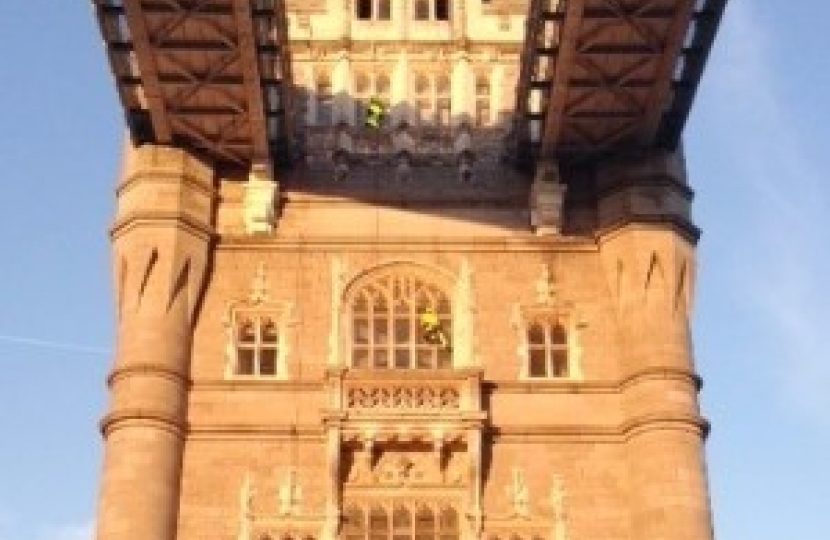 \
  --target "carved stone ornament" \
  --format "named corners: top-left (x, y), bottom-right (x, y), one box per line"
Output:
top-left (344, 448), bottom-right (466, 487)
top-left (346, 385), bottom-right (460, 410)
top-left (505, 467), bottom-right (530, 518)
top-left (278, 468), bottom-right (303, 516)
top-left (243, 163), bottom-right (278, 234)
